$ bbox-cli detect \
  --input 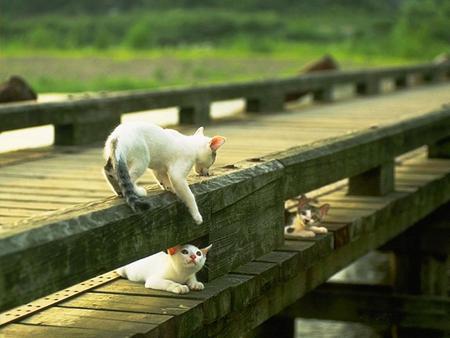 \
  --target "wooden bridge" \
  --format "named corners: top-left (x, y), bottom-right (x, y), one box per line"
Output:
top-left (1, 62), bottom-right (450, 337)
